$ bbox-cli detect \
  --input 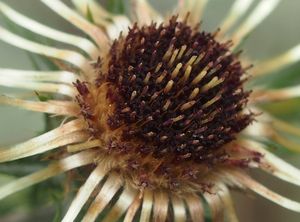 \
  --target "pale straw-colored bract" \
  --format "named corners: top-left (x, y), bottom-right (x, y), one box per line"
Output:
top-left (0, 0), bottom-right (300, 221)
